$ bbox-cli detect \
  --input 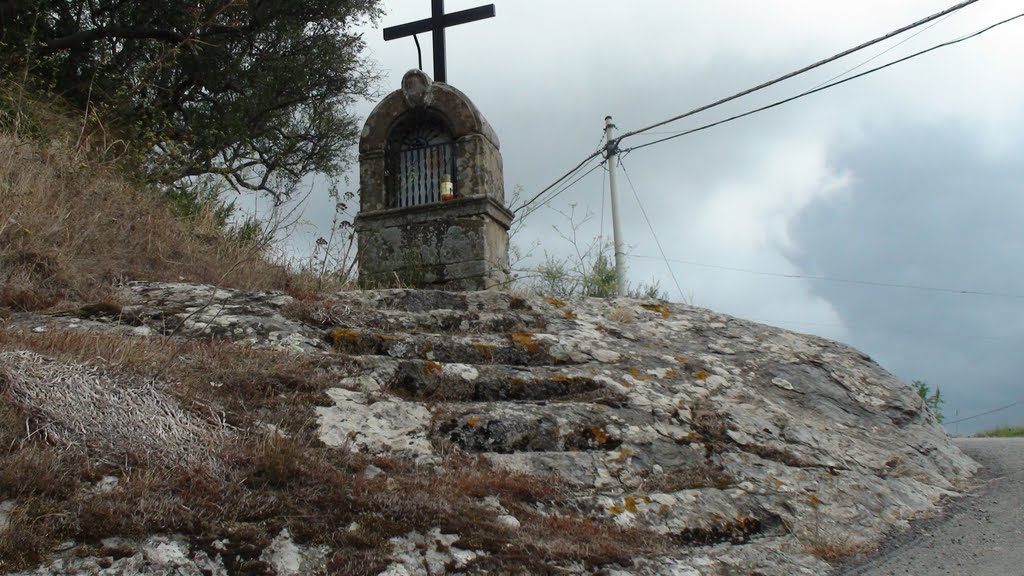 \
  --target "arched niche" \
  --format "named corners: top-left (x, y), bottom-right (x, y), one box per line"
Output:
top-left (385, 109), bottom-right (456, 208)
top-left (357, 69), bottom-right (503, 213)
